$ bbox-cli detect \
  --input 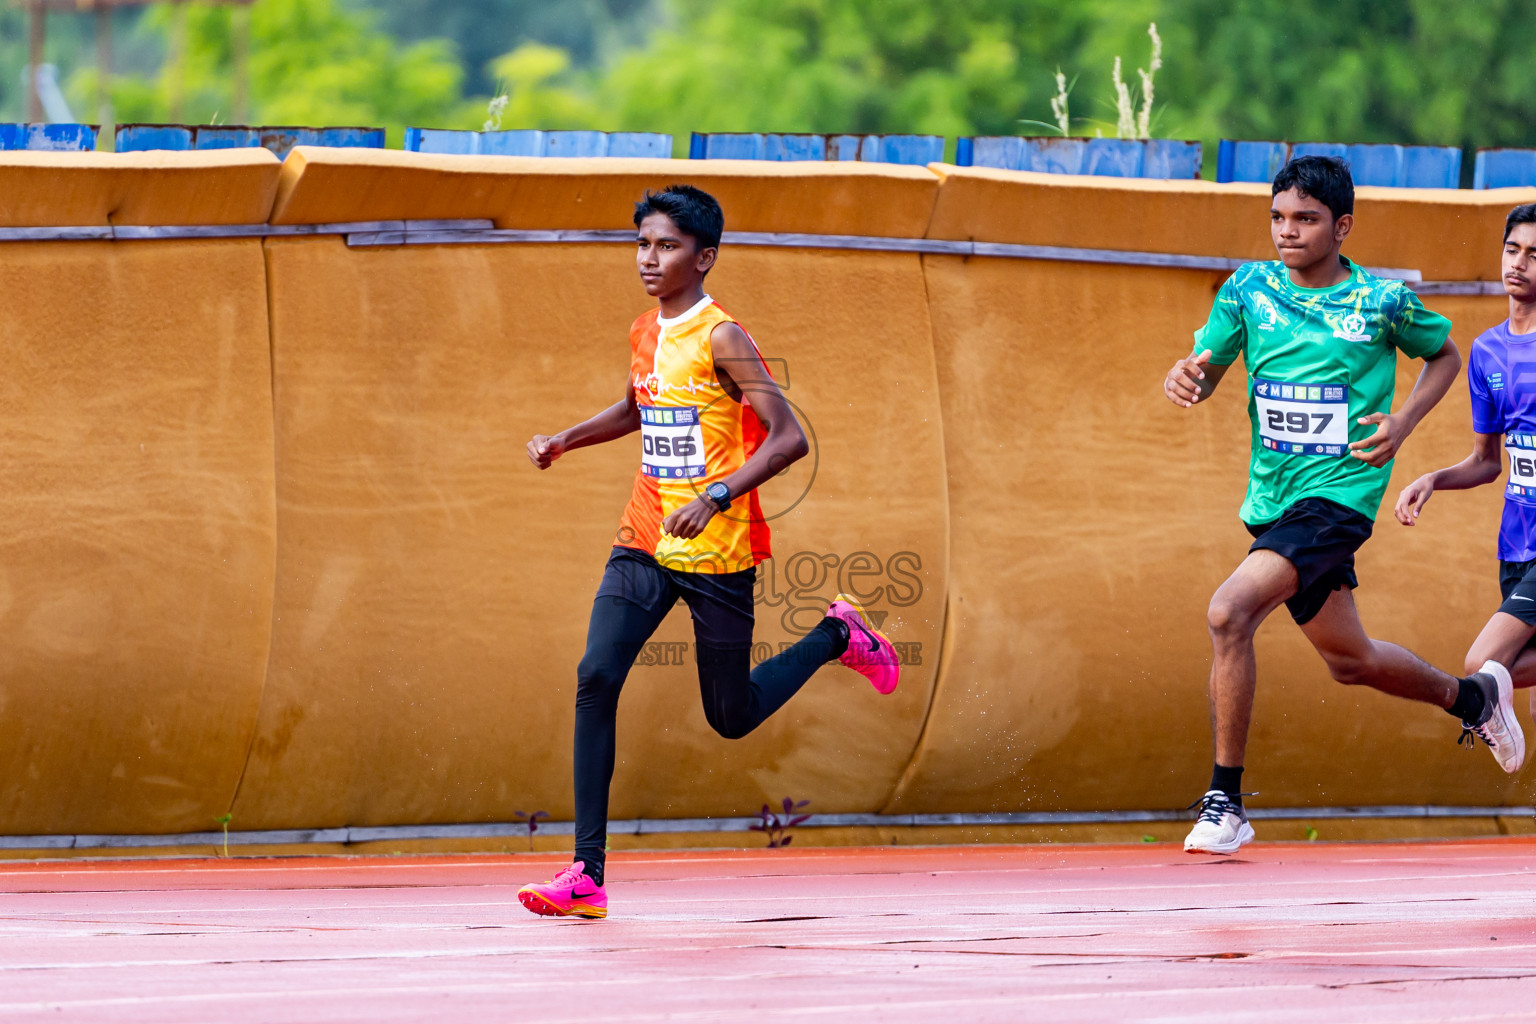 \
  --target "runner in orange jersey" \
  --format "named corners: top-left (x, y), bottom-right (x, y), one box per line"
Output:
top-left (516, 185), bottom-right (900, 919)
